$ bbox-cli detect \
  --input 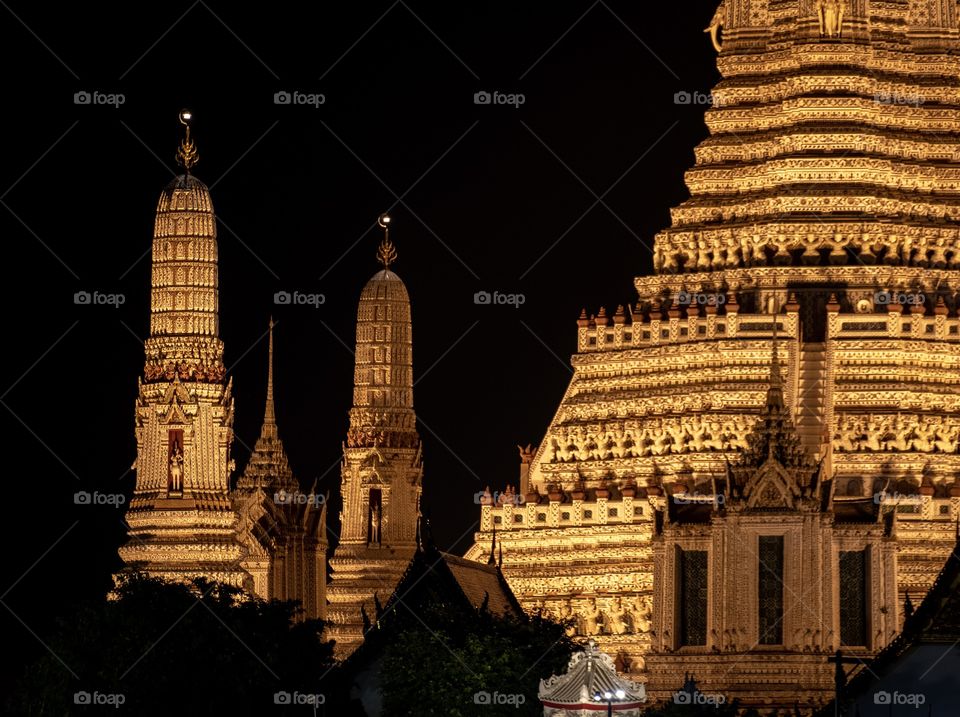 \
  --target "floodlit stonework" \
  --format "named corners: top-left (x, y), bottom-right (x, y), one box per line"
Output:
top-left (467, 1), bottom-right (960, 711)
top-left (119, 117), bottom-right (246, 586)
top-left (232, 320), bottom-right (327, 621)
top-left (327, 220), bottom-right (424, 658)
top-left (117, 119), bottom-right (429, 658)
top-left (119, 114), bottom-right (327, 618)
